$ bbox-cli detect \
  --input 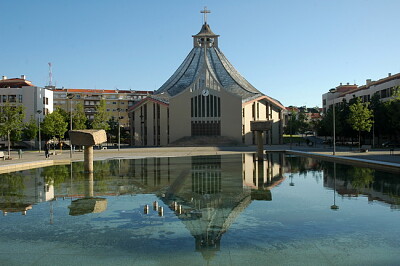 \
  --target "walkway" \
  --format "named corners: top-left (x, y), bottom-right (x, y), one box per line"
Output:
top-left (0, 144), bottom-right (399, 173)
